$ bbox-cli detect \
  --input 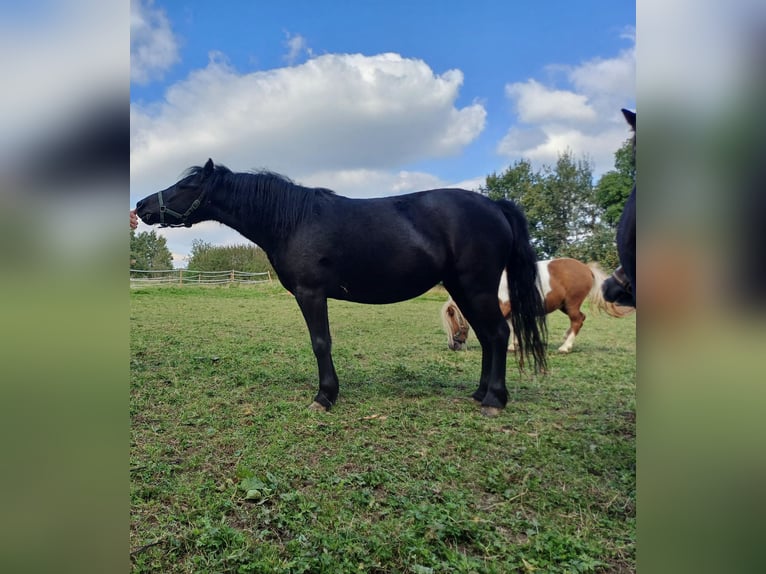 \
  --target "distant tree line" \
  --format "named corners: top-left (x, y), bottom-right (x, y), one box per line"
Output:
top-left (129, 230), bottom-right (276, 275)
top-left (480, 138), bottom-right (634, 270)
top-left (186, 240), bottom-right (275, 275)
